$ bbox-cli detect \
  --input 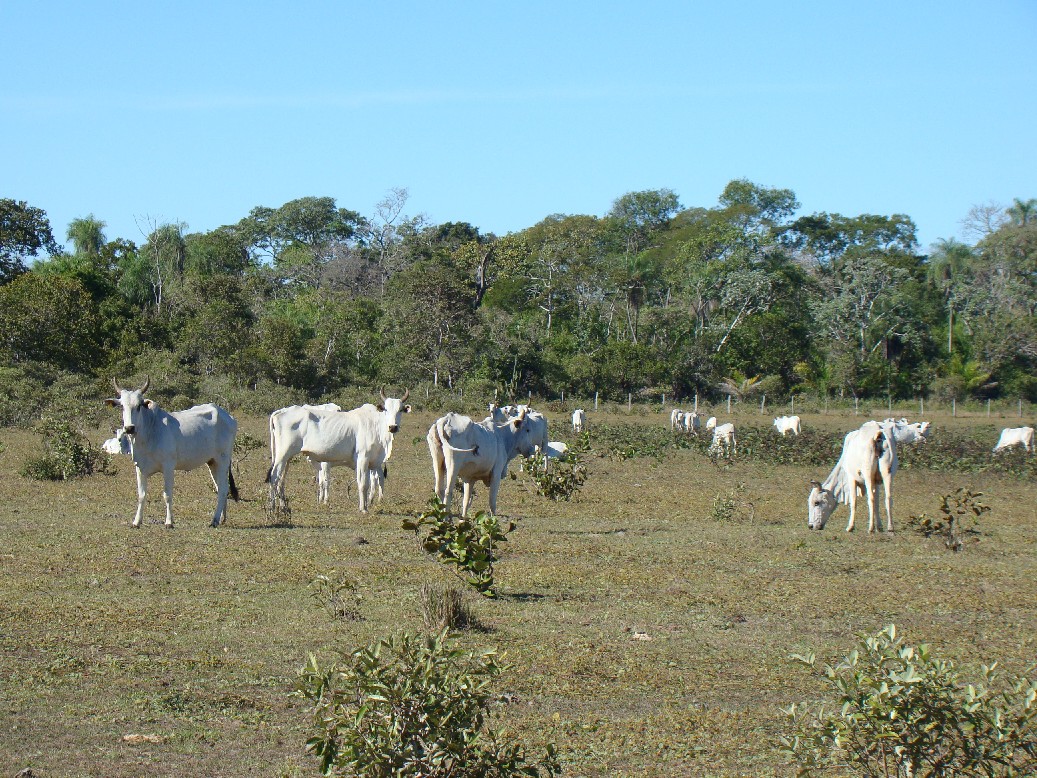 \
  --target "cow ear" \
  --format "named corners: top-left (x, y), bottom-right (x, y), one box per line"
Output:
top-left (104, 398), bottom-right (119, 407)
top-left (145, 399), bottom-right (156, 409)
top-left (376, 404), bottom-right (385, 412)
top-left (404, 405), bottom-right (412, 413)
